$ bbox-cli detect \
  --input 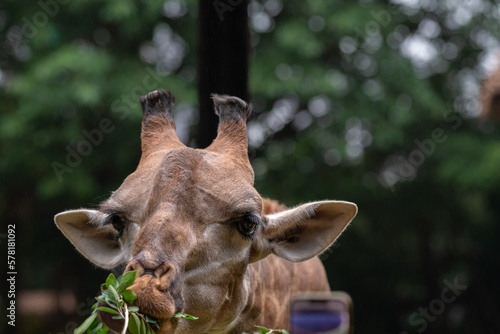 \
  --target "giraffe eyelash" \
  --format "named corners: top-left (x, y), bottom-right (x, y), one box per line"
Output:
top-left (102, 212), bottom-right (126, 241)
